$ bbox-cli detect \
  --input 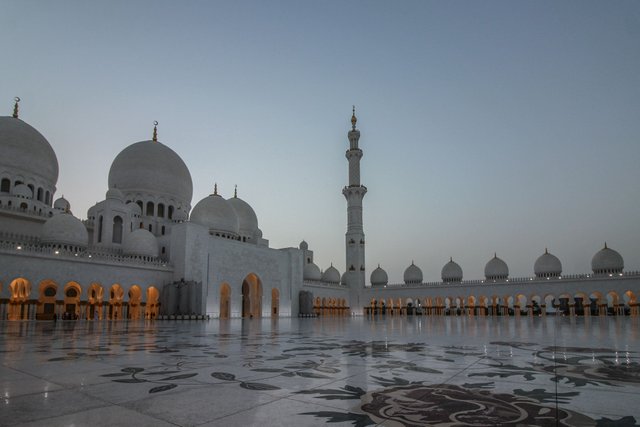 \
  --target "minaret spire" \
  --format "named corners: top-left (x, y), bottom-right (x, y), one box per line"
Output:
top-left (152, 121), bottom-right (158, 142)
top-left (12, 97), bottom-right (20, 118)
top-left (343, 106), bottom-right (367, 312)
